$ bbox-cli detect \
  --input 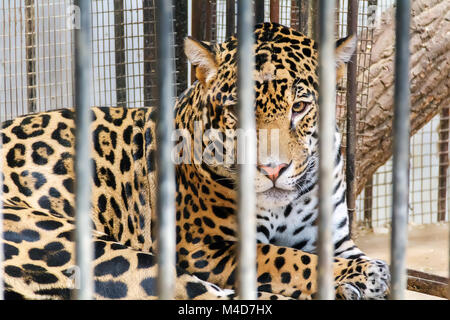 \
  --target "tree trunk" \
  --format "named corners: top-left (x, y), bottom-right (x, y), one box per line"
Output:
top-left (354, 0), bottom-right (449, 195)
